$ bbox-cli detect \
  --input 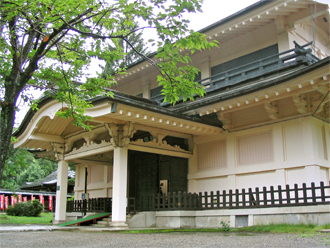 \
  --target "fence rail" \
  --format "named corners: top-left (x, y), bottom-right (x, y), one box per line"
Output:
top-left (67, 197), bottom-right (136, 214)
top-left (67, 198), bottom-right (112, 213)
top-left (146, 182), bottom-right (330, 211)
